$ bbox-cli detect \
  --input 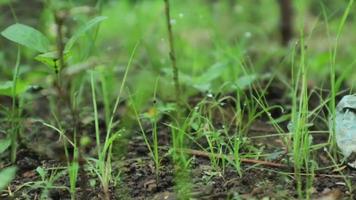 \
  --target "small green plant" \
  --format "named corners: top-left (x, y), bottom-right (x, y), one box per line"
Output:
top-left (87, 43), bottom-right (138, 200)
top-left (41, 121), bottom-right (79, 200)
top-left (89, 71), bottom-right (120, 200)
top-left (1, 15), bottom-right (107, 163)
top-left (0, 166), bottom-right (17, 191)
top-left (169, 123), bottom-right (193, 199)
top-left (31, 166), bottom-right (68, 200)
top-left (0, 41), bottom-right (24, 163)
top-left (131, 95), bottom-right (161, 179)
